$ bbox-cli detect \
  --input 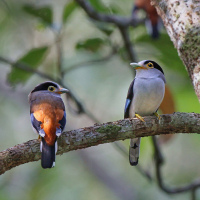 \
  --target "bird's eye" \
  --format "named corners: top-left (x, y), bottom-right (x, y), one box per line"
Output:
top-left (147, 62), bottom-right (154, 68)
top-left (48, 86), bottom-right (55, 92)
